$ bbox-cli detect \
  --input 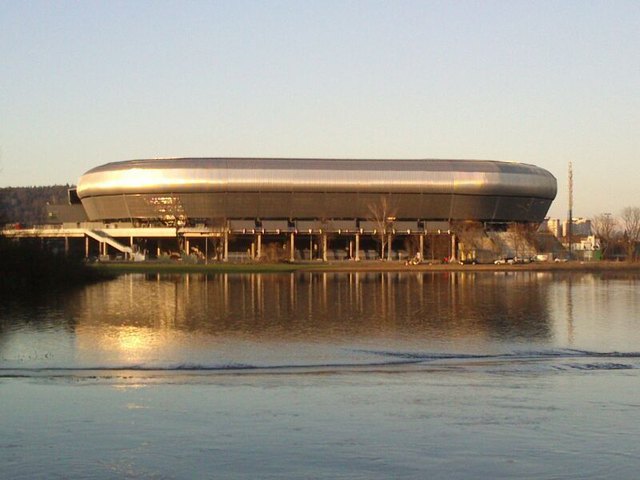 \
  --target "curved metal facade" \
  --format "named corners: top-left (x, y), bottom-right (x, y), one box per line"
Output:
top-left (77, 158), bottom-right (557, 223)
